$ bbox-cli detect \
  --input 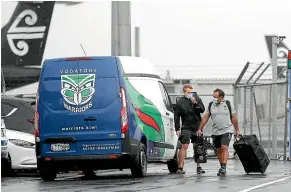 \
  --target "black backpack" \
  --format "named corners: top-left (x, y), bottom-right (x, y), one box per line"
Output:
top-left (208, 100), bottom-right (232, 120)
